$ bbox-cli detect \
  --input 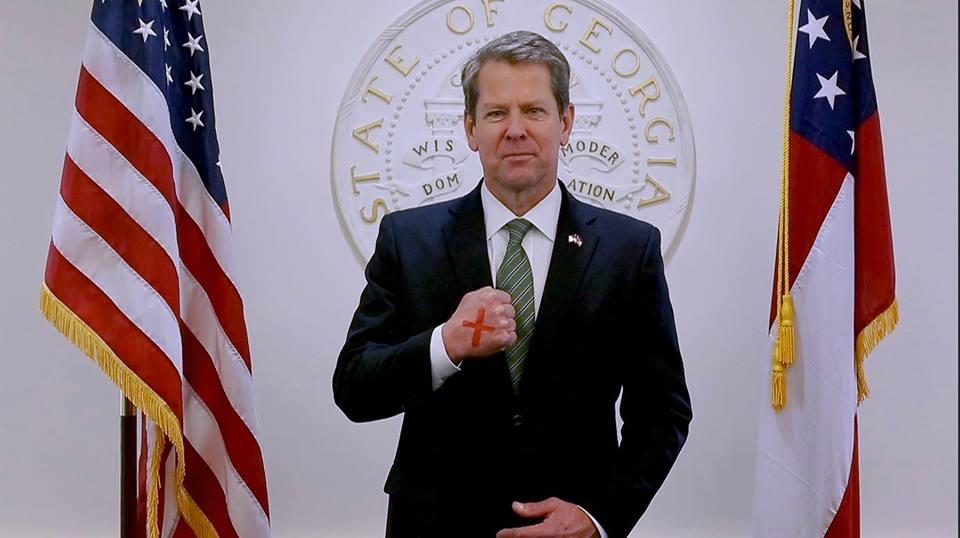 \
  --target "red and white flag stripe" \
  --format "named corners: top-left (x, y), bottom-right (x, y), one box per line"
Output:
top-left (42, 19), bottom-right (269, 538)
top-left (754, 172), bottom-right (858, 537)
